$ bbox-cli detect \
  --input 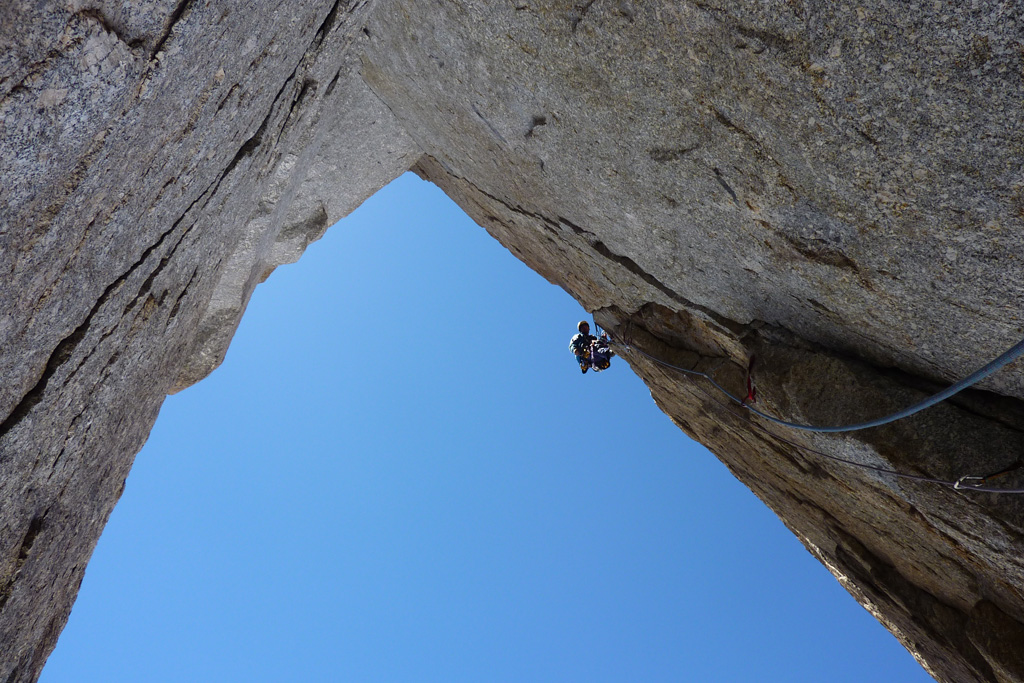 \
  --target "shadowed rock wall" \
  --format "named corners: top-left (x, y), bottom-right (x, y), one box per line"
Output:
top-left (1, 1), bottom-right (1023, 681)
top-left (0, 1), bottom-right (416, 678)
